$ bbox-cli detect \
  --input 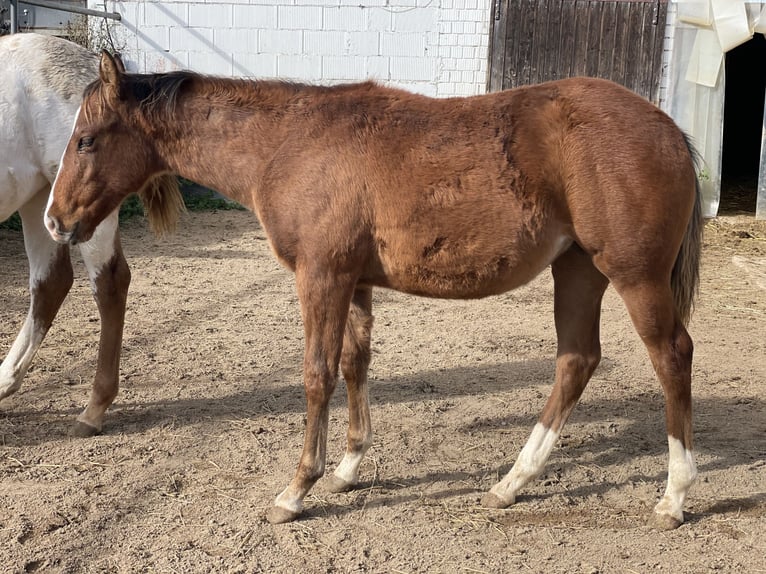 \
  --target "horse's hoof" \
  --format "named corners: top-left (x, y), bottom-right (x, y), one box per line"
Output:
top-left (326, 474), bottom-right (357, 494)
top-left (649, 512), bottom-right (683, 530)
top-left (266, 505), bottom-right (301, 524)
top-left (481, 492), bottom-right (513, 509)
top-left (70, 421), bottom-right (101, 438)
top-left (0, 378), bottom-right (22, 400)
